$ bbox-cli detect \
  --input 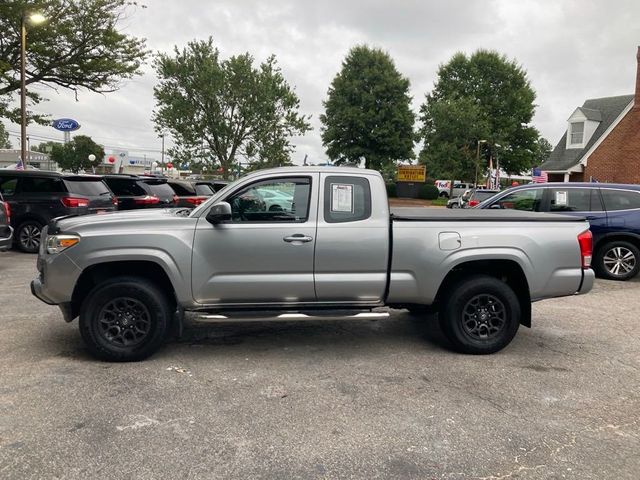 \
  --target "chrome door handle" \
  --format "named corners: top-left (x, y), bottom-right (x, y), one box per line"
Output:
top-left (283, 234), bottom-right (313, 243)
